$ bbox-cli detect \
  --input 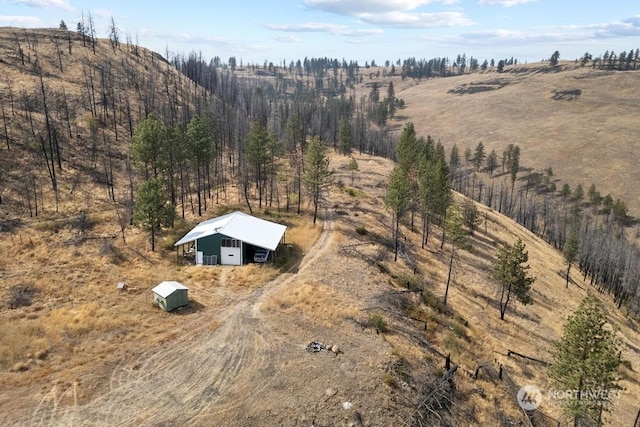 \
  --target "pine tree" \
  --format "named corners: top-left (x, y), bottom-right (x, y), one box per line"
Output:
top-left (347, 157), bottom-right (359, 185)
top-left (133, 179), bottom-right (175, 251)
top-left (246, 120), bottom-right (278, 208)
top-left (187, 115), bottom-right (214, 216)
top-left (338, 118), bottom-right (353, 155)
top-left (485, 149), bottom-right (498, 177)
top-left (492, 238), bottom-right (535, 320)
top-left (303, 136), bottom-right (333, 224)
top-left (385, 165), bottom-right (411, 262)
top-left (444, 204), bottom-right (467, 305)
top-left (472, 142), bottom-right (485, 171)
top-left (549, 294), bottom-right (621, 426)
top-left (396, 122), bottom-right (417, 170)
top-left (564, 227), bottom-right (579, 288)
top-left (132, 113), bottom-right (167, 179)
